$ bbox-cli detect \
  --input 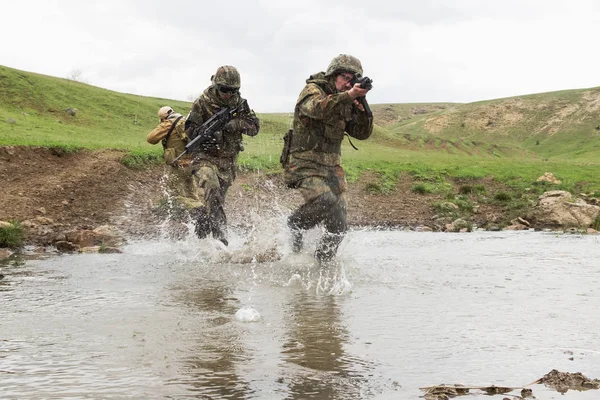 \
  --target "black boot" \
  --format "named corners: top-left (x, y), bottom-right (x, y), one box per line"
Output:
top-left (315, 233), bottom-right (344, 263)
top-left (211, 218), bottom-right (228, 246)
top-left (213, 229), bottom-right (228, 247)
